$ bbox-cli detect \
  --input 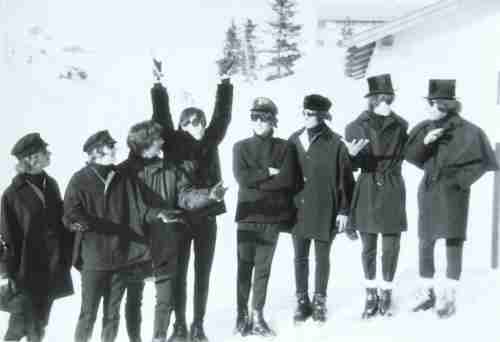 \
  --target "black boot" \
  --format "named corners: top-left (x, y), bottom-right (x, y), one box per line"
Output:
top-left (378, 289), bottom-right (392, 316)
top-left (190, 322), bottom-right (208, 342)
top-left (436, 289), bottom-right (456, 319)
top-left (251, 310), bottom-right (275, 337)
top-left (167, 322), bottom-right (188, 342)
top-left (293, 292), bottom-right (313, 324)
top-left (311, 293), bottom-right (327, 323)
top-left (412, 288), bottom-right (436, 312)
top-left (362, 288), bottom-right (379, 319)
top-left (234, 308), bottom-right (251, 337)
